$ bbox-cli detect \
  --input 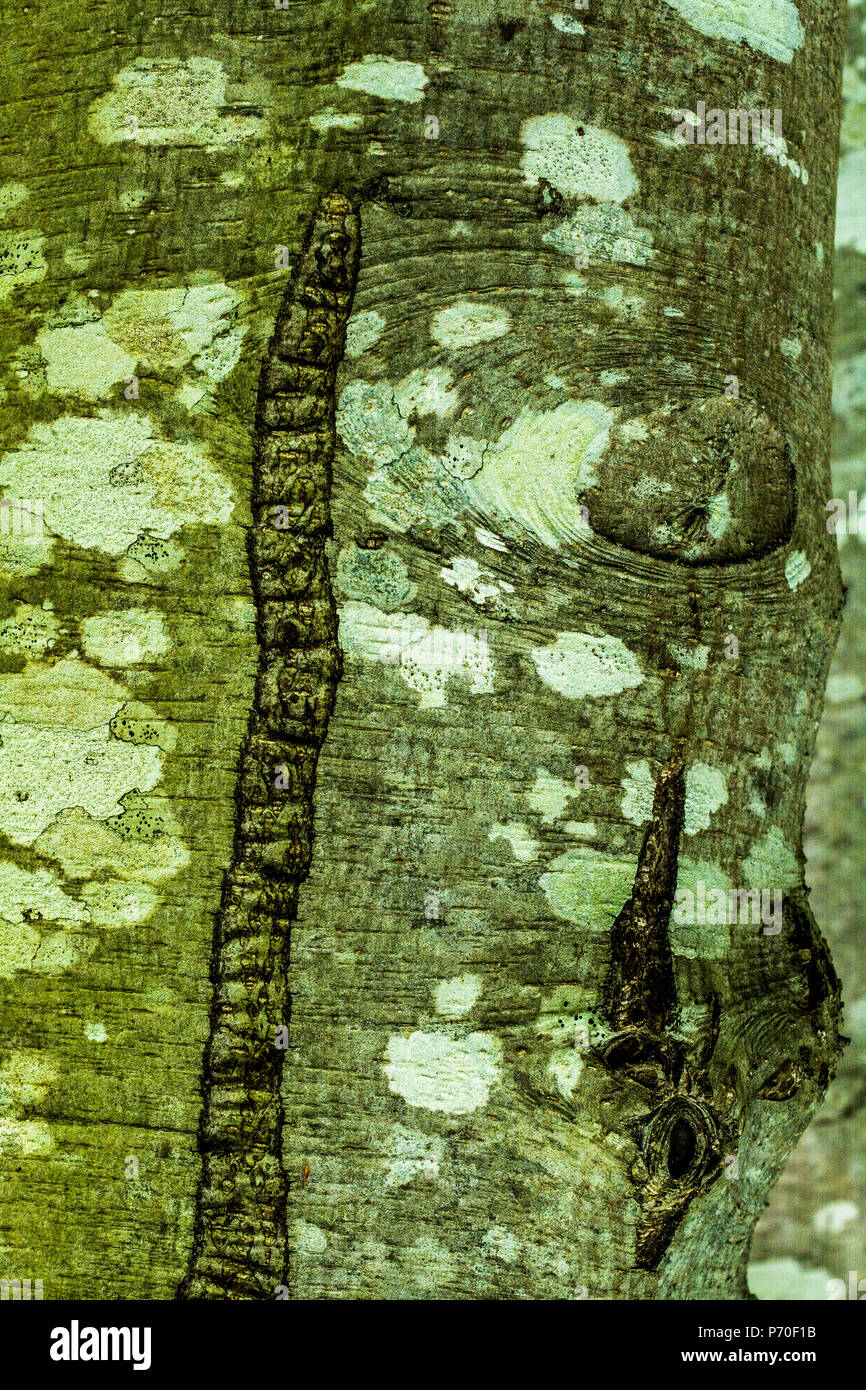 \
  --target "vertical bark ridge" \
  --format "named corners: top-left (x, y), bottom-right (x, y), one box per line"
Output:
top-left (178, 192), bottom-right (360, 1300)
